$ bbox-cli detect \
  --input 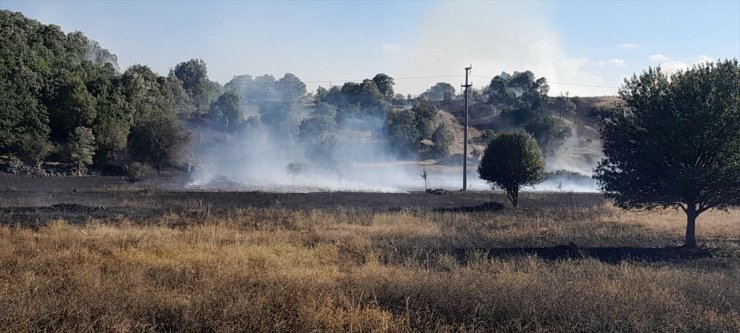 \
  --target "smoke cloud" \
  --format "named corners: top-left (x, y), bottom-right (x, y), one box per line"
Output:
top-left (186, 85), bottom-right (601, 193)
